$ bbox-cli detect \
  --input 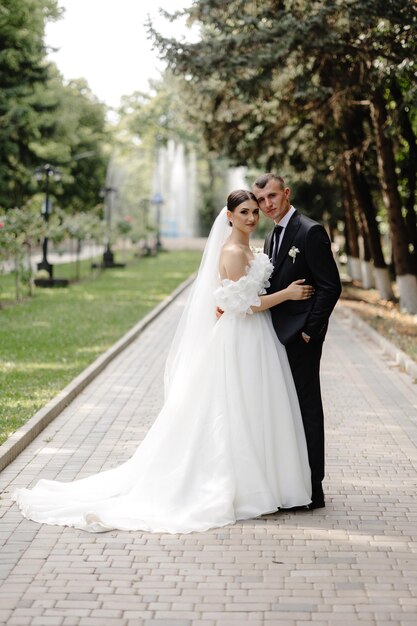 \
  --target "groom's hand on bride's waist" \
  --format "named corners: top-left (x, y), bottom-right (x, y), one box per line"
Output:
top-left (301, 332), bottom-right (311, 343)
top-left (216, 307), bottom-right (224, 320)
